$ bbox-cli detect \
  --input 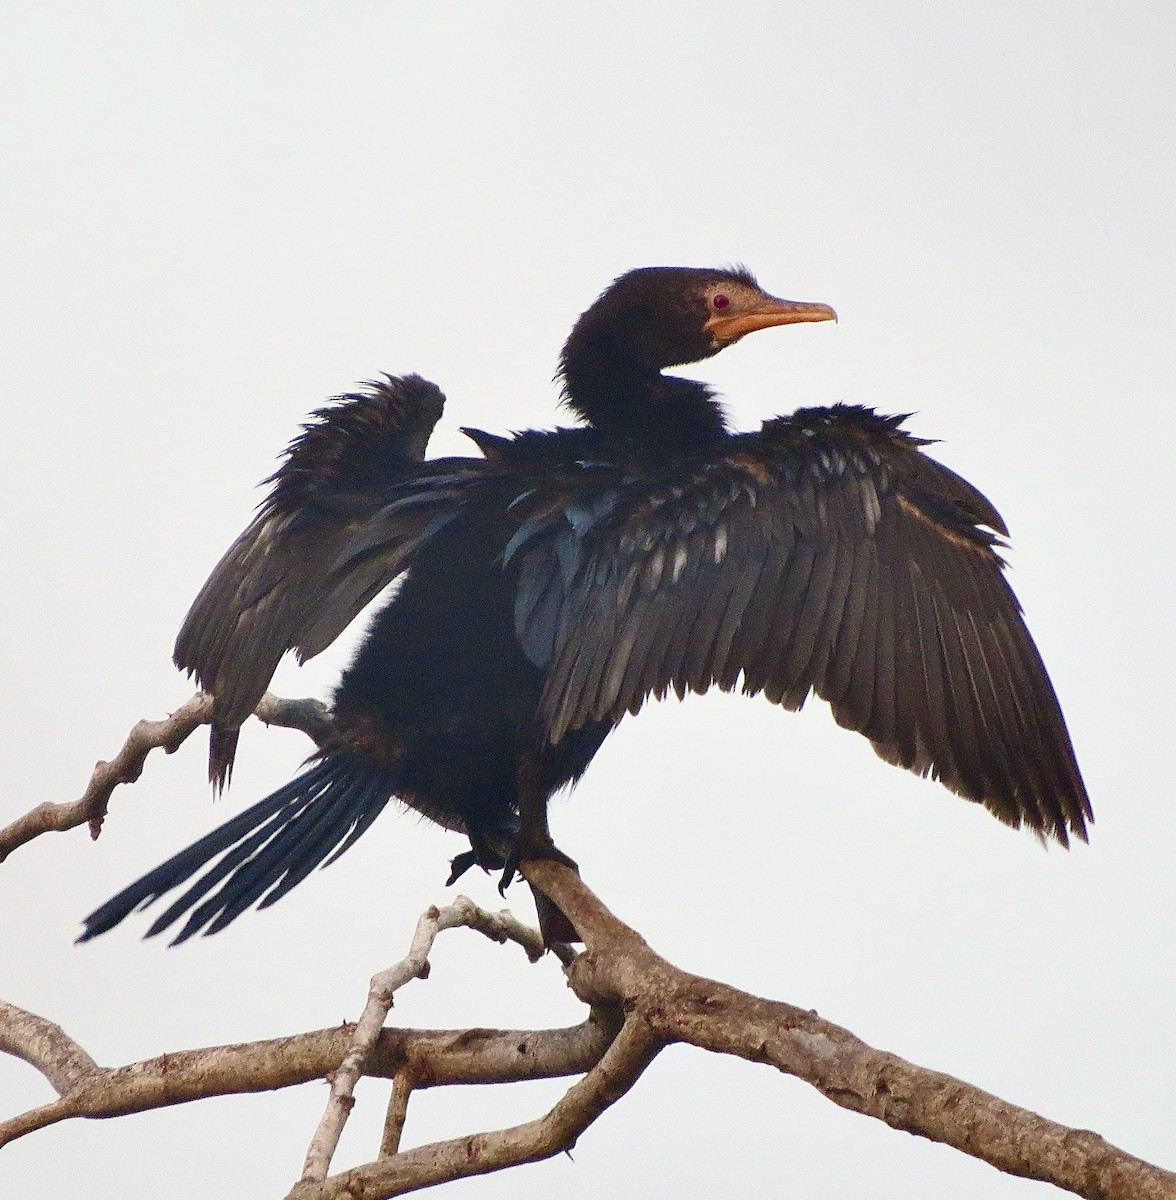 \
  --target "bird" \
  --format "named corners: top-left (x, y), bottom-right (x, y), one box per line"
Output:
top-left (79, 265), bottom-right (1091, 947)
